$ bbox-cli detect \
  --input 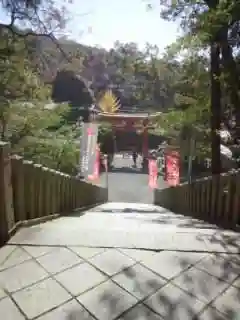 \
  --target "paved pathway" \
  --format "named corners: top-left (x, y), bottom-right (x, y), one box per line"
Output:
top-left (1, 202), bottom-right (240, 319)
top-left (100, 156), bottom-right (167, 203)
